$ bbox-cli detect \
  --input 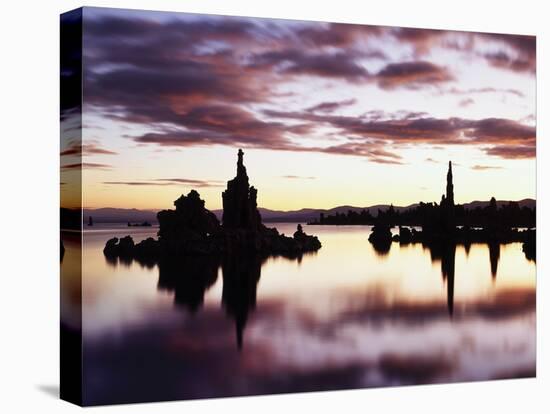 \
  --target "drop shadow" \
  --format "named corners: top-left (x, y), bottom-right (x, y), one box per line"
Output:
top-left (36, 384), bottom-right (59, 399)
